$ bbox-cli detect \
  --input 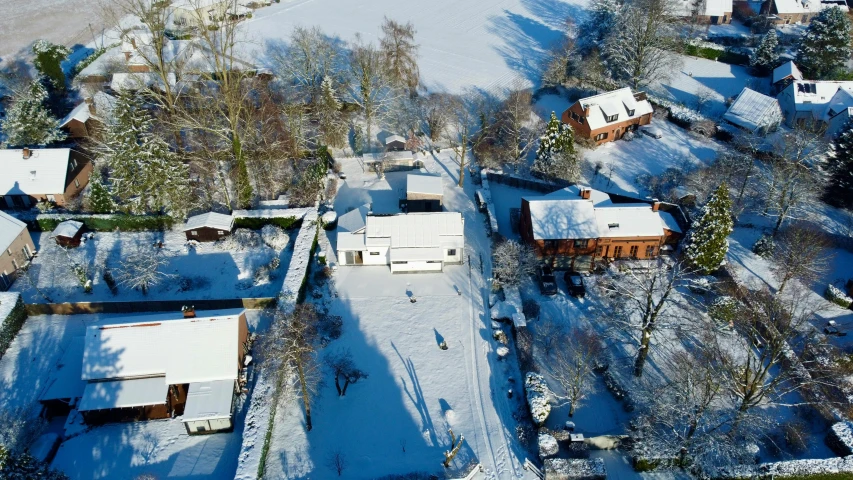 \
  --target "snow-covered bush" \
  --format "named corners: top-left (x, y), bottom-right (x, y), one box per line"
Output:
top-left (544, 458), bottom-right (606, 480)
top-left (220, 228), bottom-right (262, 251)
top-left (825, 284), bottom-right (853, 308)
top-left (709, 295), bottom-right (739, 326)
top-left (648, 94), bottom-right (710, 127)
top-left (496, 346), bottom-right (510, 359)
top-left (261, 224), bottom-right (290, 252)
top-left (827, 421), bottom-right (853, 456)
top-left (525, 372), bottom-right (552, 426)
top-left (538, 432), bottom-right (559, 457)
top-left (752, 233), bottom-right (775, 258)
top-left (0, 293), bottom-right (27, 360)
